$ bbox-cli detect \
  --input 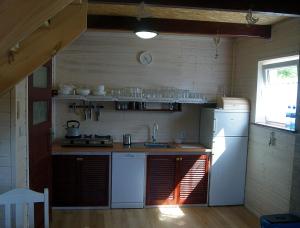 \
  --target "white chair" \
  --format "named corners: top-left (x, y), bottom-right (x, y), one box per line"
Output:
top-left (0, 188), bottom-right (49, 228)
